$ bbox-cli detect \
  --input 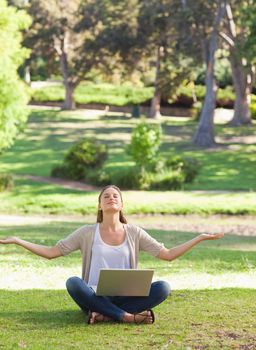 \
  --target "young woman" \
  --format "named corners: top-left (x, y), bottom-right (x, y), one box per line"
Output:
top-left (0, 185), bottom-right (224, 325)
